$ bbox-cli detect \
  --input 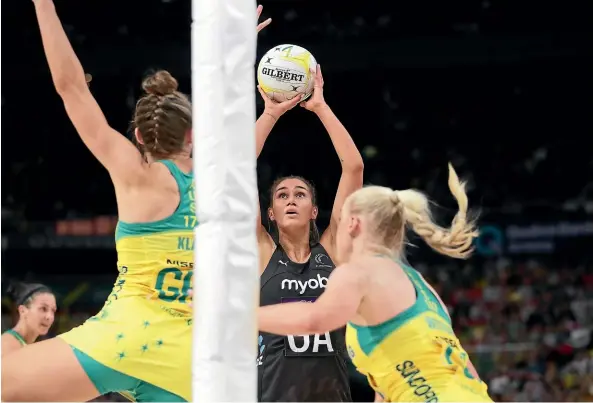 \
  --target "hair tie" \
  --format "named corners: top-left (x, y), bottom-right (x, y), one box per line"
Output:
top-left (390, 190), bottom-right (400, 205)
top-left (16, 286), bottom-right (47, 306)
